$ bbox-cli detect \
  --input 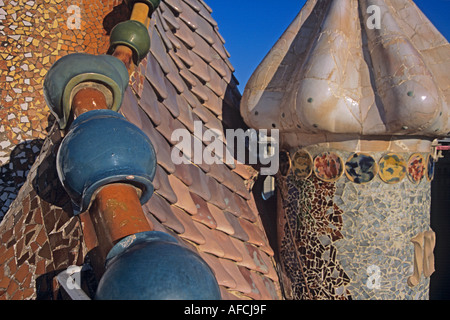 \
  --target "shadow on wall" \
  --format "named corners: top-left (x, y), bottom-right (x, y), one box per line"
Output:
top-left (430, 150), bottom-right (450, 300)
top-left (102, 1), bottom-right (130, 35)
top-left (0, 114), bottom-right (56, 222)
top-left (0, 139), bottom-right (44, 221)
